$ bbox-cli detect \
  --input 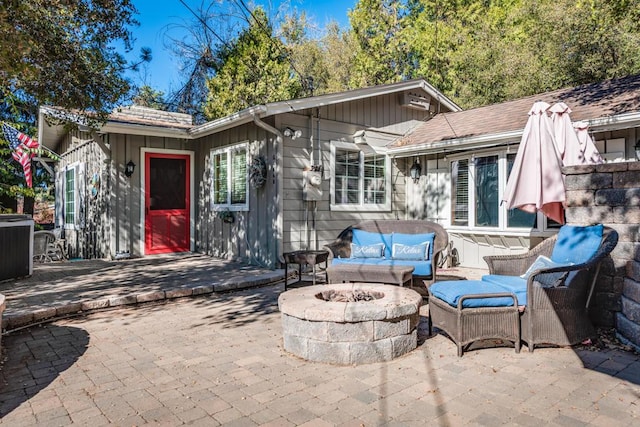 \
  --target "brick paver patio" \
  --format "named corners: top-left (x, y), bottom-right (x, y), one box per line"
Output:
top-left (0, 256), bottom-right (639, 425)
